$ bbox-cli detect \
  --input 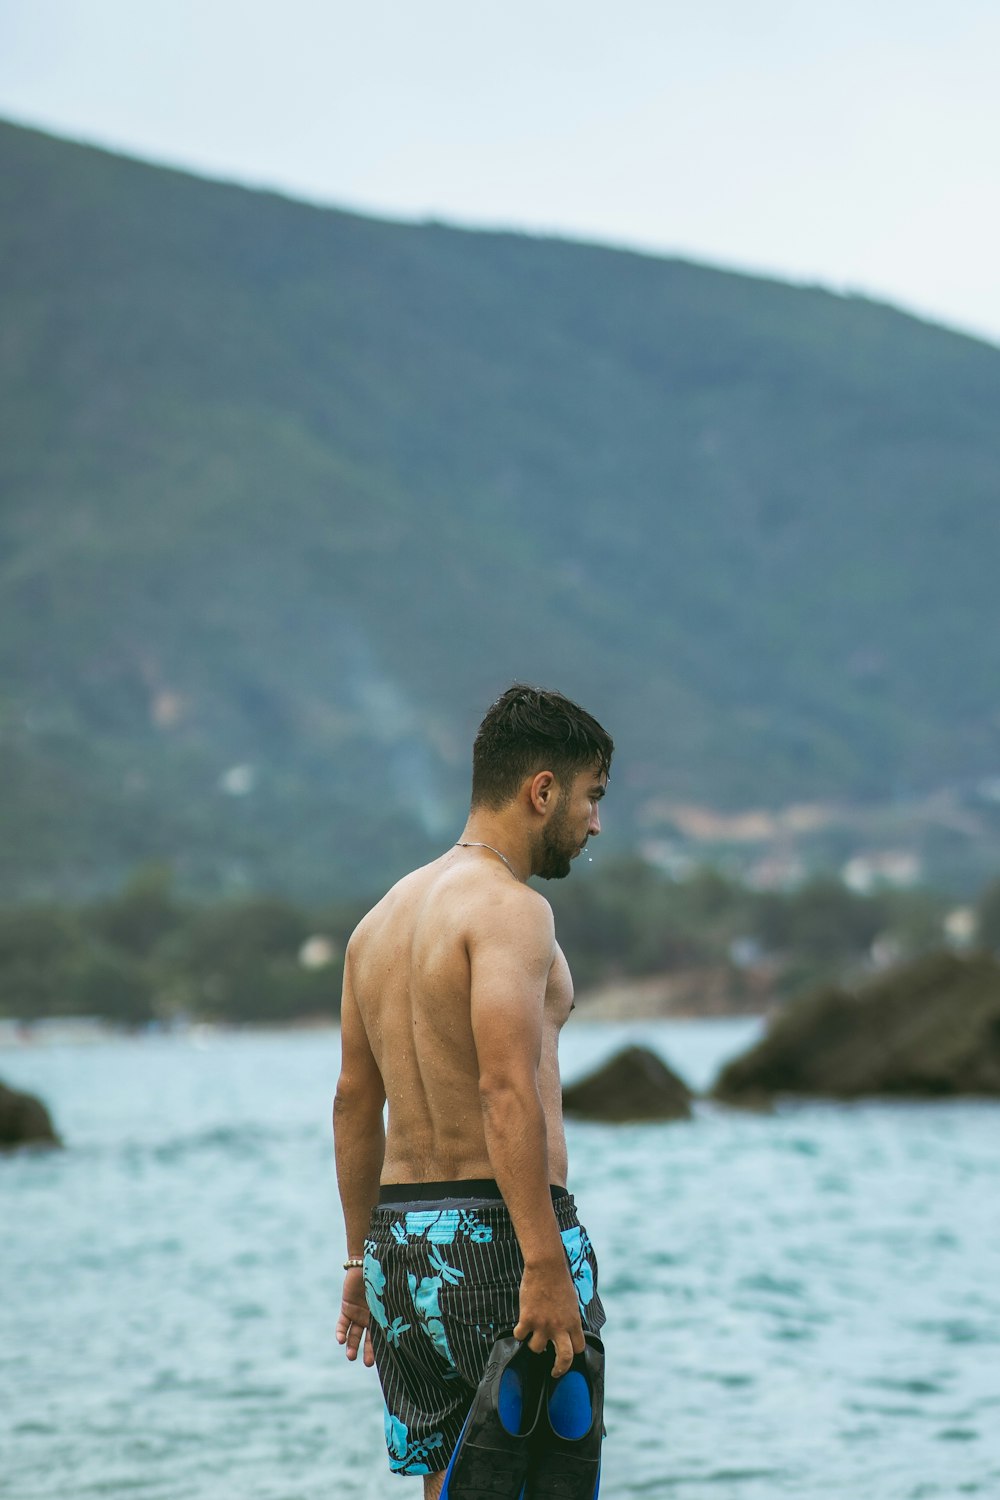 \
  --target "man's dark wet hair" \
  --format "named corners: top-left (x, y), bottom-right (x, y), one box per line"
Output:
top-left (471, 684), bottom-right (614, 810)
